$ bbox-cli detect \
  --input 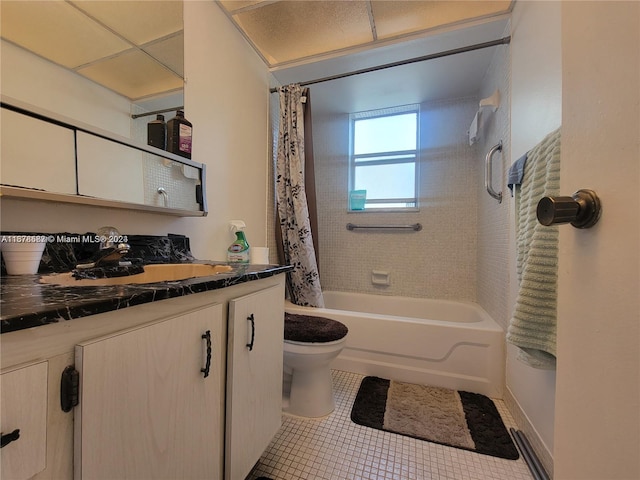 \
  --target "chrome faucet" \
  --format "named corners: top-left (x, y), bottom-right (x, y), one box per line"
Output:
top-left (76, 226), bottom-right (130, 270)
